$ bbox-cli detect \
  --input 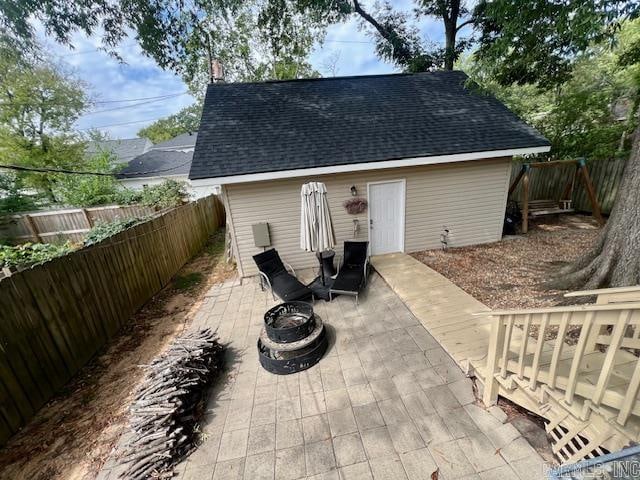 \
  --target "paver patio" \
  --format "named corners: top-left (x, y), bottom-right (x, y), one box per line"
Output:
top-left (103, 266), bottom-right (548, 480)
